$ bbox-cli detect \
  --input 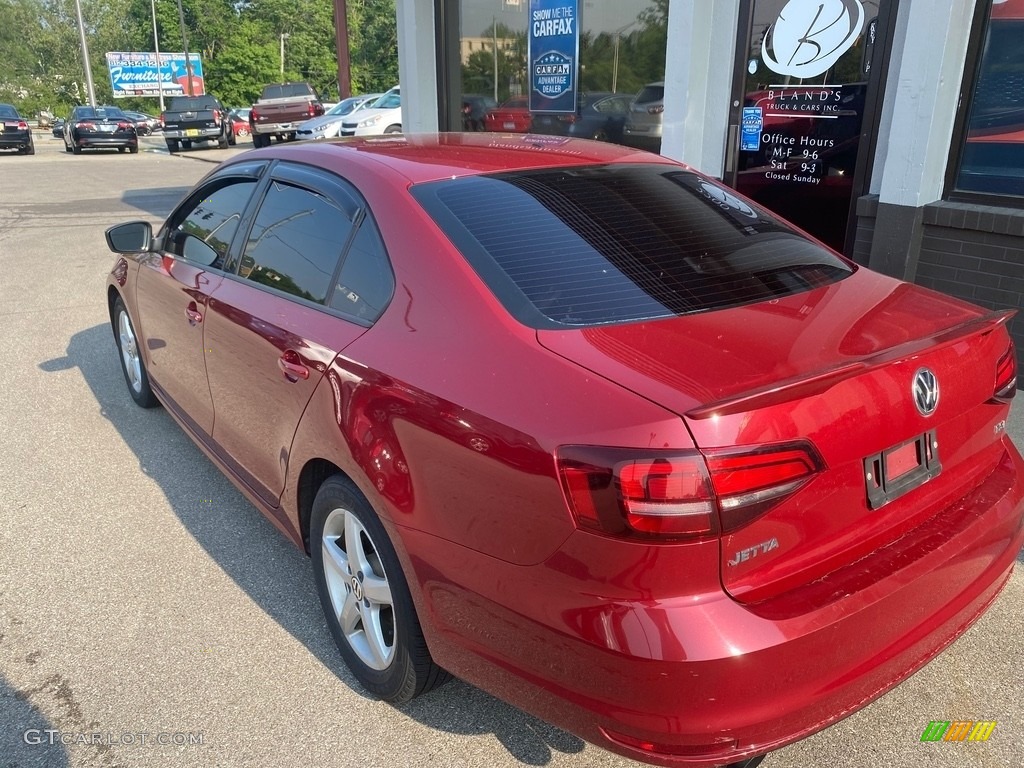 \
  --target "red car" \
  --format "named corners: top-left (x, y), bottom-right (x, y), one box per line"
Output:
top-left (484, 95), bottom-right (531, 132)
top-left (104, 135), bottom-right (1023, 768)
